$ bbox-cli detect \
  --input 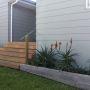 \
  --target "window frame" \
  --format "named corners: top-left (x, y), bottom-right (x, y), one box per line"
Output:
top-left (86, 0), bottom-right (90, 8)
